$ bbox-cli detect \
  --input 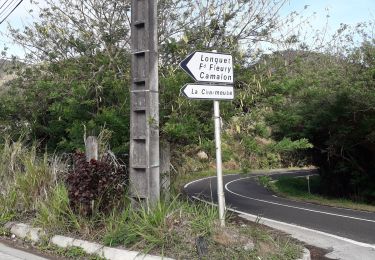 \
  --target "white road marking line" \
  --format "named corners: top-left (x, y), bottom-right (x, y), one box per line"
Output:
top-left (184, 171), bottom-right (316, 189)
top-left (191, 196), bottom-right (375, 250)
top-left (183, 173), bottom-right (239, 189)
top-left (225, 177), bottom-right (375, 223)
top-left (183, 175), bottom-right (215, 189)
top-left (183, 170), bottom-right (315, 189)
